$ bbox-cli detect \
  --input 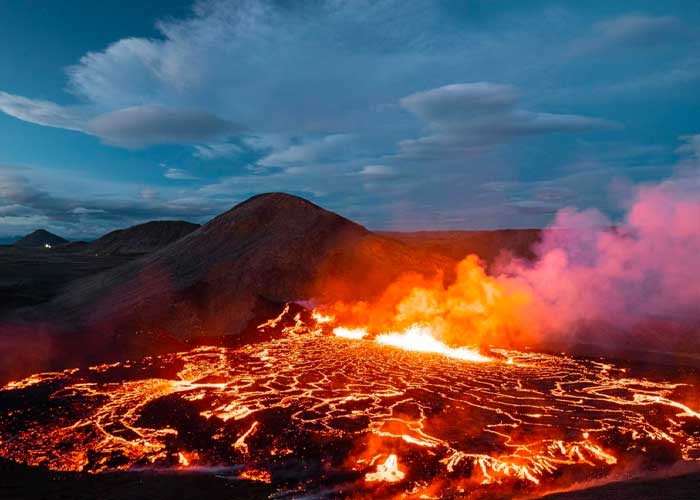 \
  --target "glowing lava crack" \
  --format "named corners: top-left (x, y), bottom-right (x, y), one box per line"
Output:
top-left (1, 318), bottom-right (699, 498)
